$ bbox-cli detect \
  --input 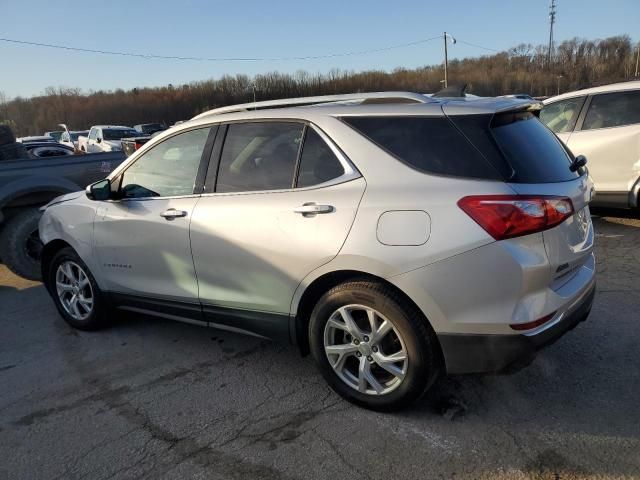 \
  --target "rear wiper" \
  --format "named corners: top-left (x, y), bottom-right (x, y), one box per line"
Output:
top-left (569, 155), bottom-right (587, 172)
